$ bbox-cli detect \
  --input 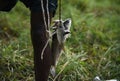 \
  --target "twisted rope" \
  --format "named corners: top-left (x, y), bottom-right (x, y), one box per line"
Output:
top-left (40, 0), bottom-right (62, 59)
top-left (59, 0), bottom-right (62, 21)
top-left (40, 0), bottom-right (50, 59)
